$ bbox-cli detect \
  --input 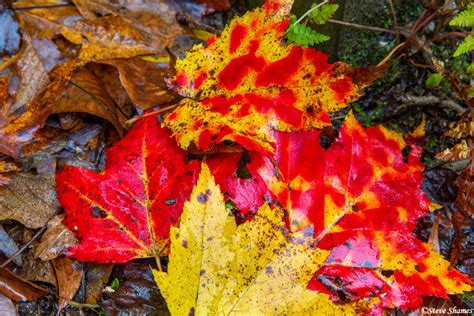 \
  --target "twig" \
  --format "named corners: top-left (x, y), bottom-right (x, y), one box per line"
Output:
top-left (0, 226), bottom-right (46, 268)
top-left (125, 104), bottom-right (178, 125)
top-left (377, 42), bottom-right (406, 67)
top-left (387, 0), bottom-right (400, 43)
top-left (327, 19), bottom-right (398, 34)
top-left (398, 95), bottom-right (466, 115)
